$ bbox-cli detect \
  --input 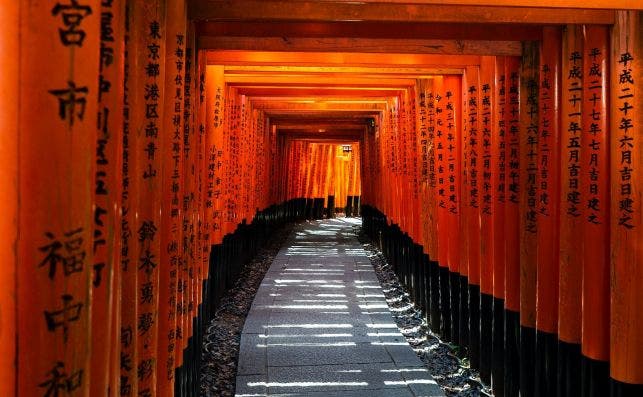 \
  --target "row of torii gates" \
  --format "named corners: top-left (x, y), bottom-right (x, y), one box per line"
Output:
top-left (0, 1), bottom-right (641, 397)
